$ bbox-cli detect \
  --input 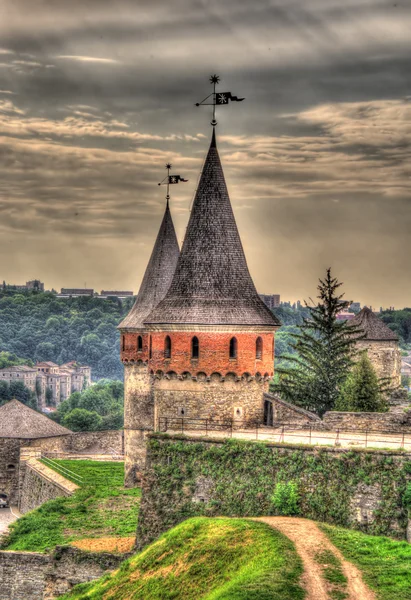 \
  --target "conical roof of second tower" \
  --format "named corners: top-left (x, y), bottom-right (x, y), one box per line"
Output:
top-left (119, 202), bottom-right (180, 329)
top-left (145, 130), bottom-right (280, 327)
